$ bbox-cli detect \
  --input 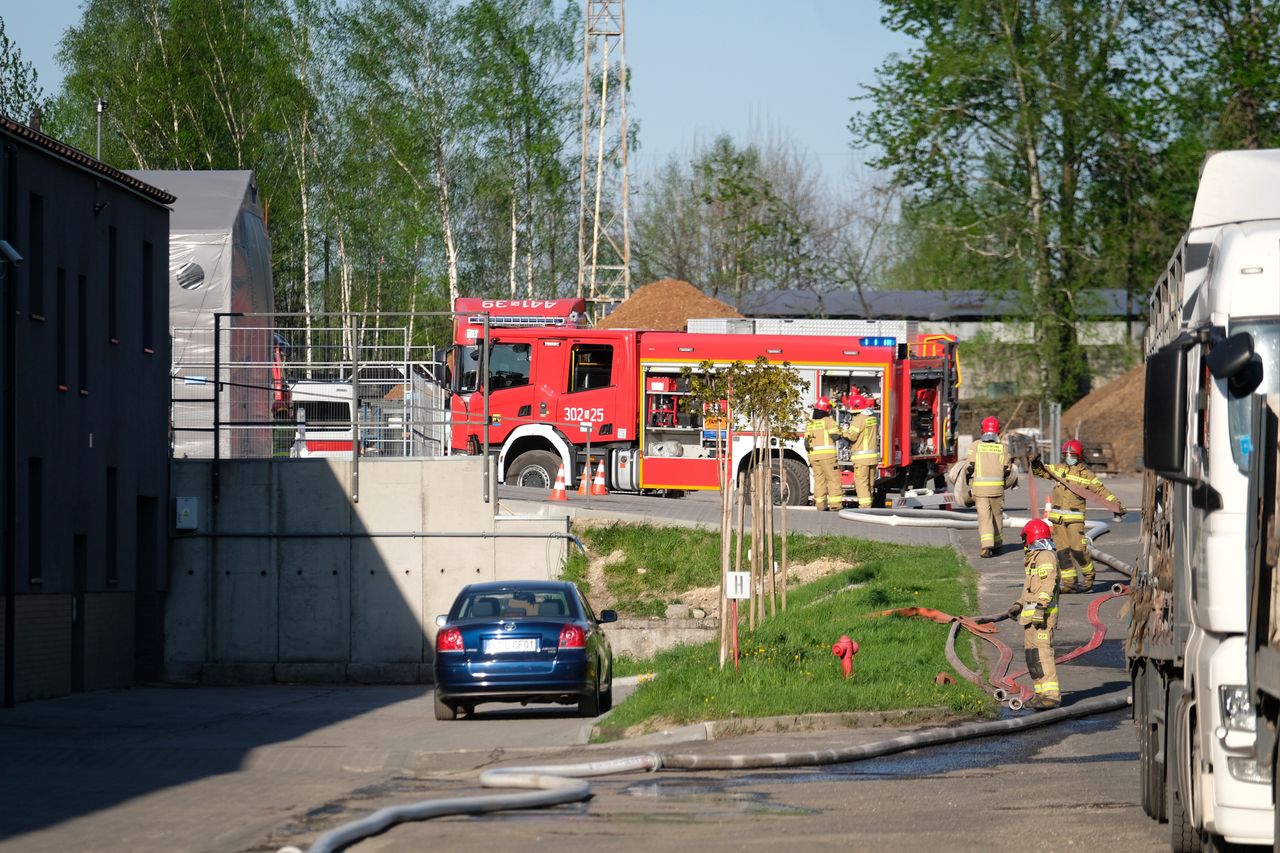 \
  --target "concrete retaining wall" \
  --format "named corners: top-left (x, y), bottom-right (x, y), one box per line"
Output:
top-left (167, 456), bottom-right (569, 684)
top-left (607, 617), bottom-right (720, 660)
